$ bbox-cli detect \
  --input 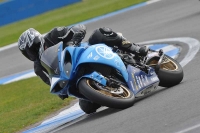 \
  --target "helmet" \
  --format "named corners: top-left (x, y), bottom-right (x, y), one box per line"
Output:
top-left (18, 28), bottom-right (44, 61)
